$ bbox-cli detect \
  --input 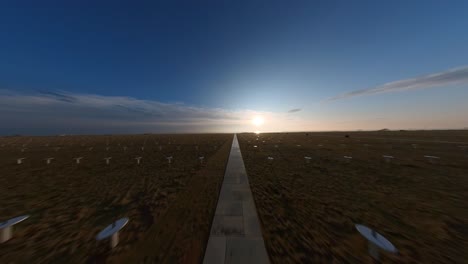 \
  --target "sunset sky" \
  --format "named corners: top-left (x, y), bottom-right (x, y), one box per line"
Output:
top-left (1, 1), bottom-right (468, 135)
